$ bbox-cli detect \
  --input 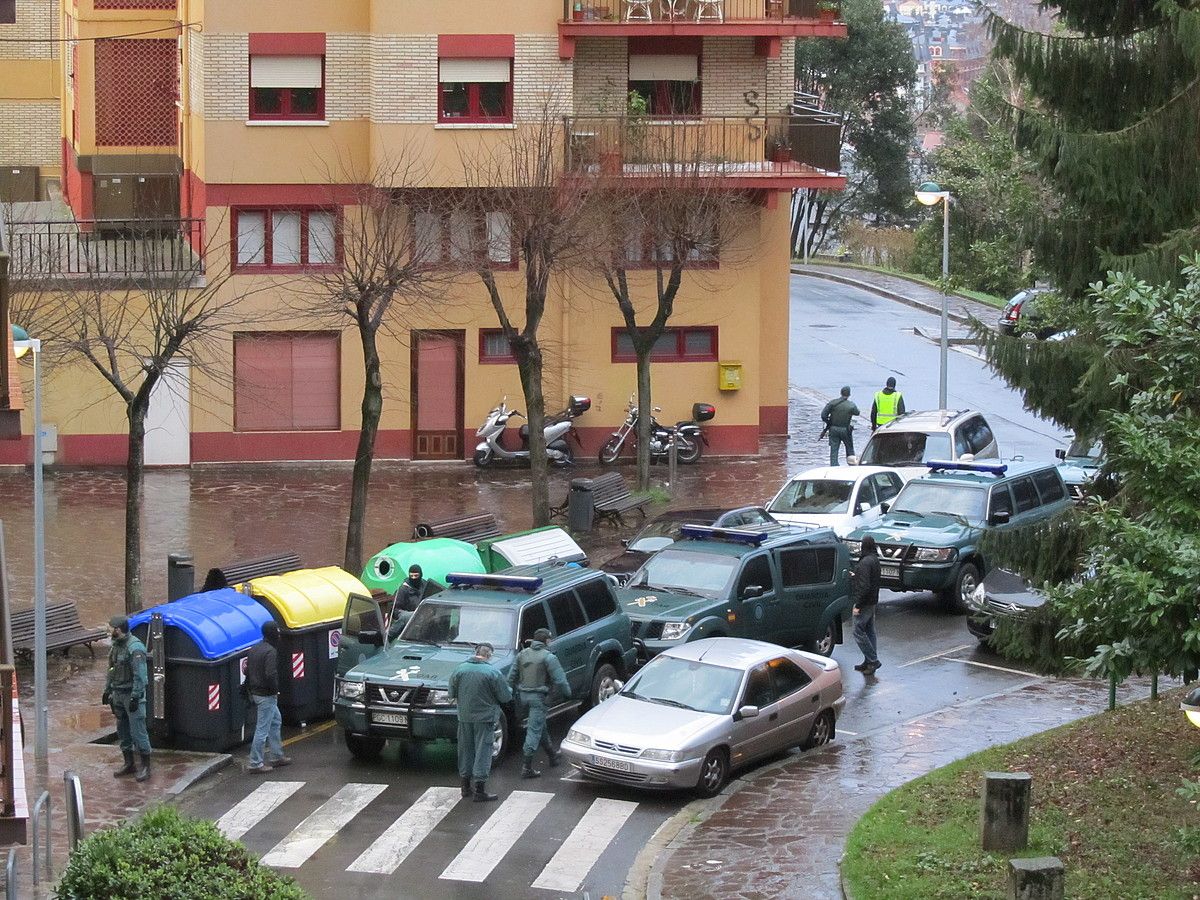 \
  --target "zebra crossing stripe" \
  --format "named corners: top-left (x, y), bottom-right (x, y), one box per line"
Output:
top-left (439, 790), bottom-right (553, 883)
top-left (530, 797), bottom-right (639, 892)
top-left (346, 786), bottom-right (461, 875)
top-left (215, 781), bottom-right (305, 842)
top-left (261, 783), bottom-right (388, 869)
